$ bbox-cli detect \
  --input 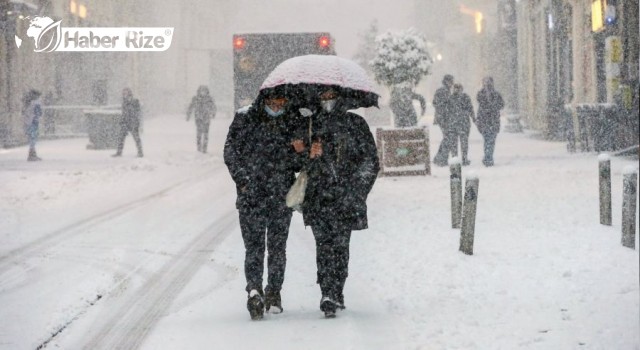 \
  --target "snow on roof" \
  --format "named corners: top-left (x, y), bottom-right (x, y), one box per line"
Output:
top-left (623, 166), bottom-right (638, 175)
top-left (260, 55), bottom-right (378, 94)
top-left (598, 153), bottom-right (611, 162)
